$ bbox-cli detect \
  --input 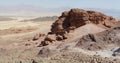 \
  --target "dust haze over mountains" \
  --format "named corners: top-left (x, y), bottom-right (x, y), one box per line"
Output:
top-left (0, 5), bottom-right (120, 18)
top-left (0, 5), bottom-right (68, 16)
